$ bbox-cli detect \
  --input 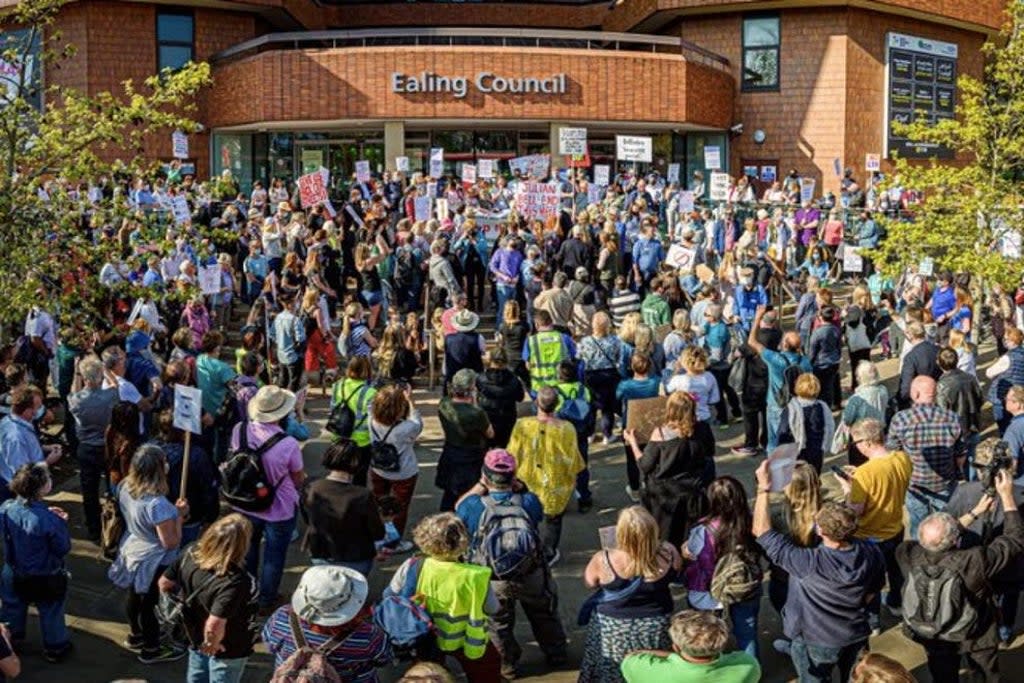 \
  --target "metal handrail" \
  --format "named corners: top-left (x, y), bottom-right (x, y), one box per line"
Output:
top-left (208, 27), bottom-right (731, 71)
